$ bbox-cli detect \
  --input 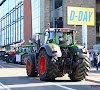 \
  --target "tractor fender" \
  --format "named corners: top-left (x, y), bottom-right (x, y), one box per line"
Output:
top-left (71, 46), bottom-right (88, 59)
top-left (28, 53), bottom-right (36, 61)
top-left (28, 53), bottom-right (37, 67)
top-left (39, 44), bottom-right (62, 57)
